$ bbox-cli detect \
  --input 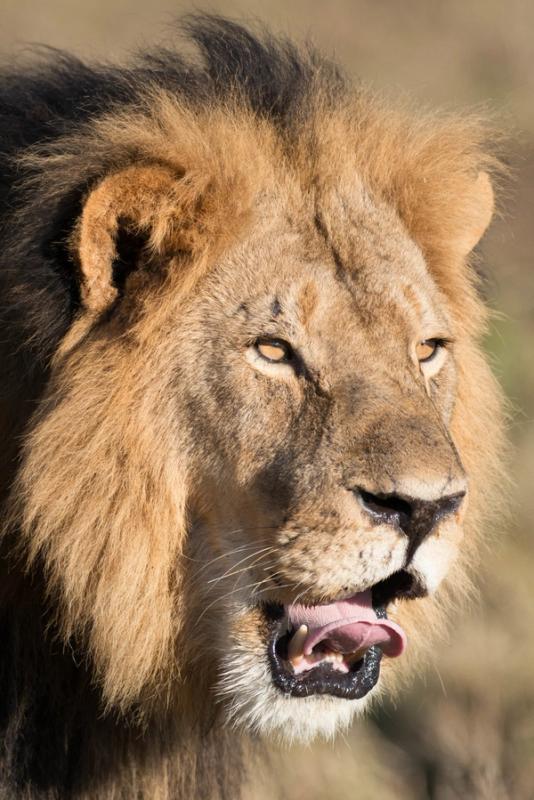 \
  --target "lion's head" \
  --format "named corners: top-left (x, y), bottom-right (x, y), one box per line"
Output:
top-left (3, 19), bottom-right (504, 747)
